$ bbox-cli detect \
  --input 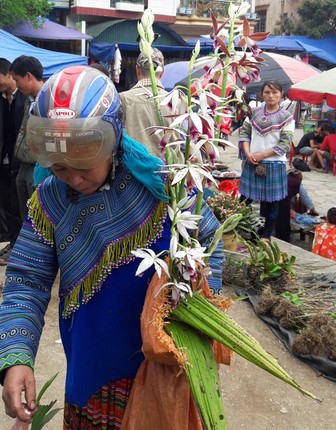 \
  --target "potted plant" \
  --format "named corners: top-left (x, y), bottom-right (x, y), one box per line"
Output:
top-left (206, 191), bottom-right (257, 250)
